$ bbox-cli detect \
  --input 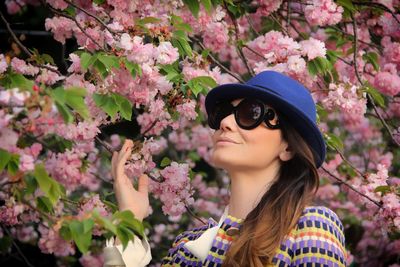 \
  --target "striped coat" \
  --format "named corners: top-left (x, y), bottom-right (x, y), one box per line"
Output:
top-left (161, 206), bottom-right (347, 267)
